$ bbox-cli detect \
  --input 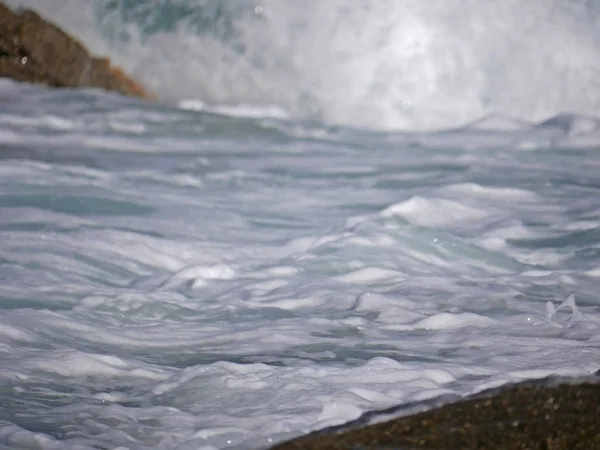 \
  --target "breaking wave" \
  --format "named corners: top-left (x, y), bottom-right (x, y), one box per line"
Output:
top-left (6, 0), bottom-right (600, 130)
